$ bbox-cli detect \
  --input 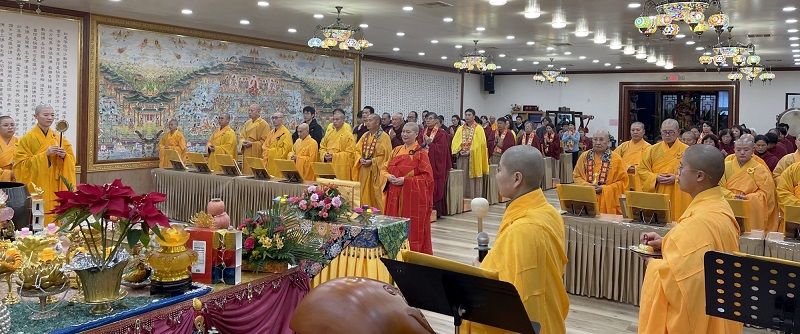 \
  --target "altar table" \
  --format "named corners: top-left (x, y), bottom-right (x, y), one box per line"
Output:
top-left (152, 168), bottom-right (309, 226)
top-left (563, 214), bottom-right (766, 305)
